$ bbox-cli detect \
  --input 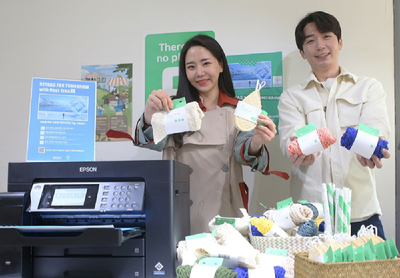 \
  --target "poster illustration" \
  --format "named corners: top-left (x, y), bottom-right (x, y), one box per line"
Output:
top-left (81, 63), bottom-right (133, 142)
top-left (27, 77), bottom-right (96, 162)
